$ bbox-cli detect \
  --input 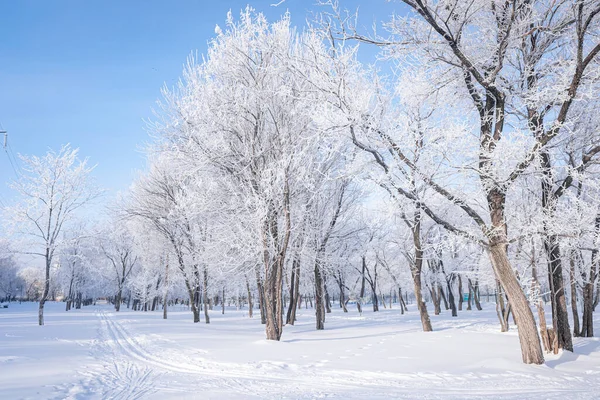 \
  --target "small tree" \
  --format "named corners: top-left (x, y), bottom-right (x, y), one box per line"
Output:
top-left (5, 145), bottom-right (100, 325)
